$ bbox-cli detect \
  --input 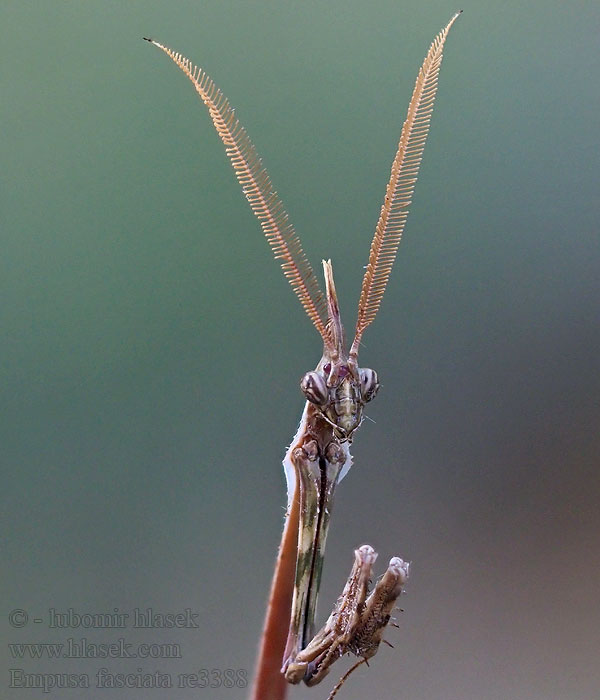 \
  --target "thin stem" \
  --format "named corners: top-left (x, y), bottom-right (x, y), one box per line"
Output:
top-left (327, 658), bottom-right (367, 700)
top-left (250, 491), bottom-right (299, 700)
